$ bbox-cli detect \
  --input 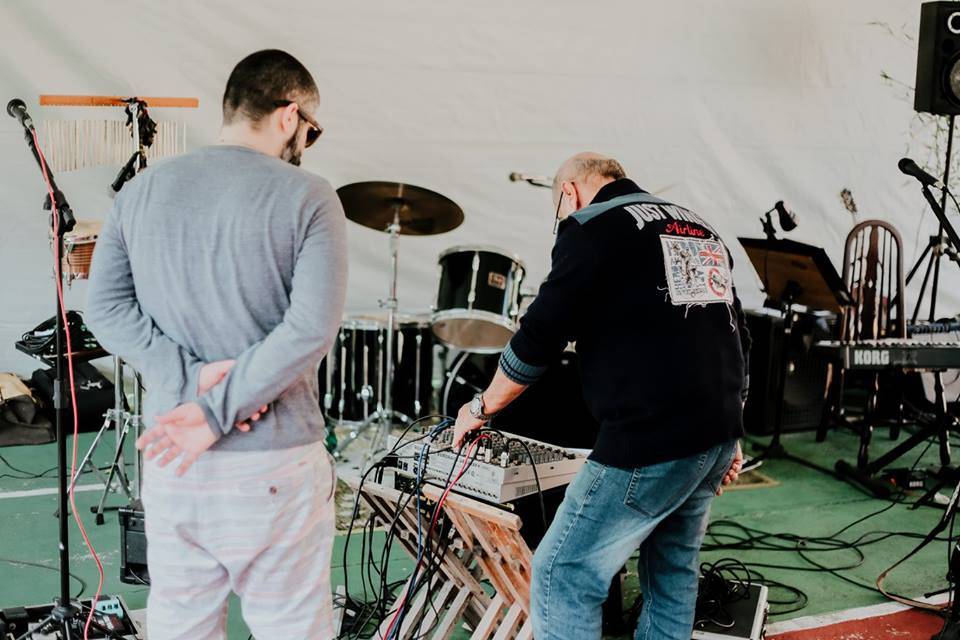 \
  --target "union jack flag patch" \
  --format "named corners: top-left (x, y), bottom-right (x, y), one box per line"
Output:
top-left (659, 236), bottom-right (733, 306)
